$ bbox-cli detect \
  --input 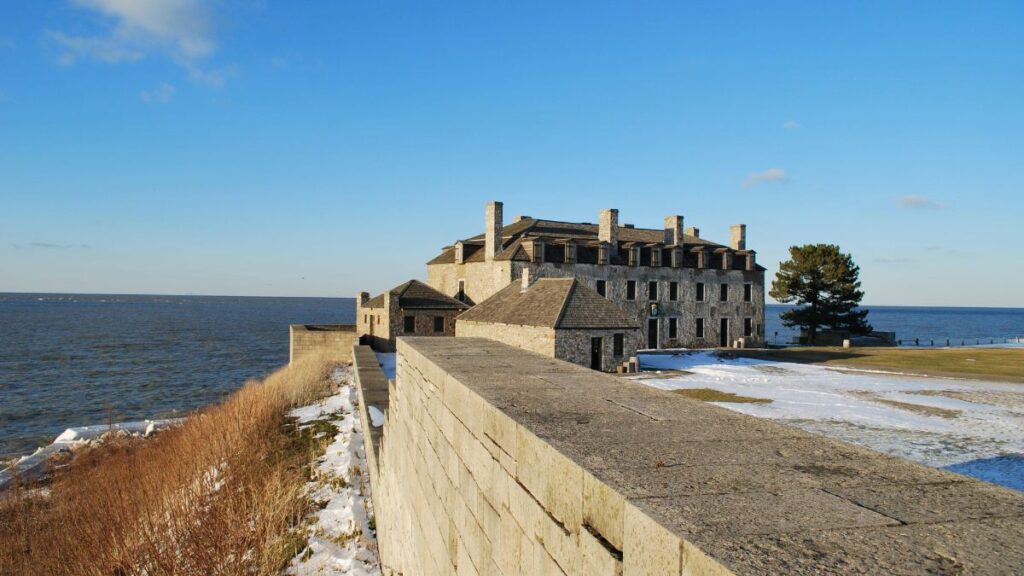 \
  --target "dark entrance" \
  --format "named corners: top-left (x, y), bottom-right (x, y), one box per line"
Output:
top-left (720, 318), bottom-right (729, 347)
top-left (647, 319), bottom-right (658, 349)
top-left (590, 337), bottom-right (603, 370)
